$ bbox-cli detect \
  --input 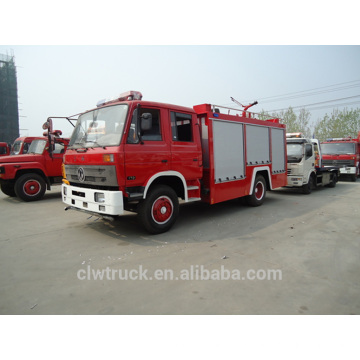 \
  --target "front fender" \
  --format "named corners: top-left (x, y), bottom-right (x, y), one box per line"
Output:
top-left (143, 171), bottom-right (188, 201)
top-left (0, 161), bottom-right (47, 181)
